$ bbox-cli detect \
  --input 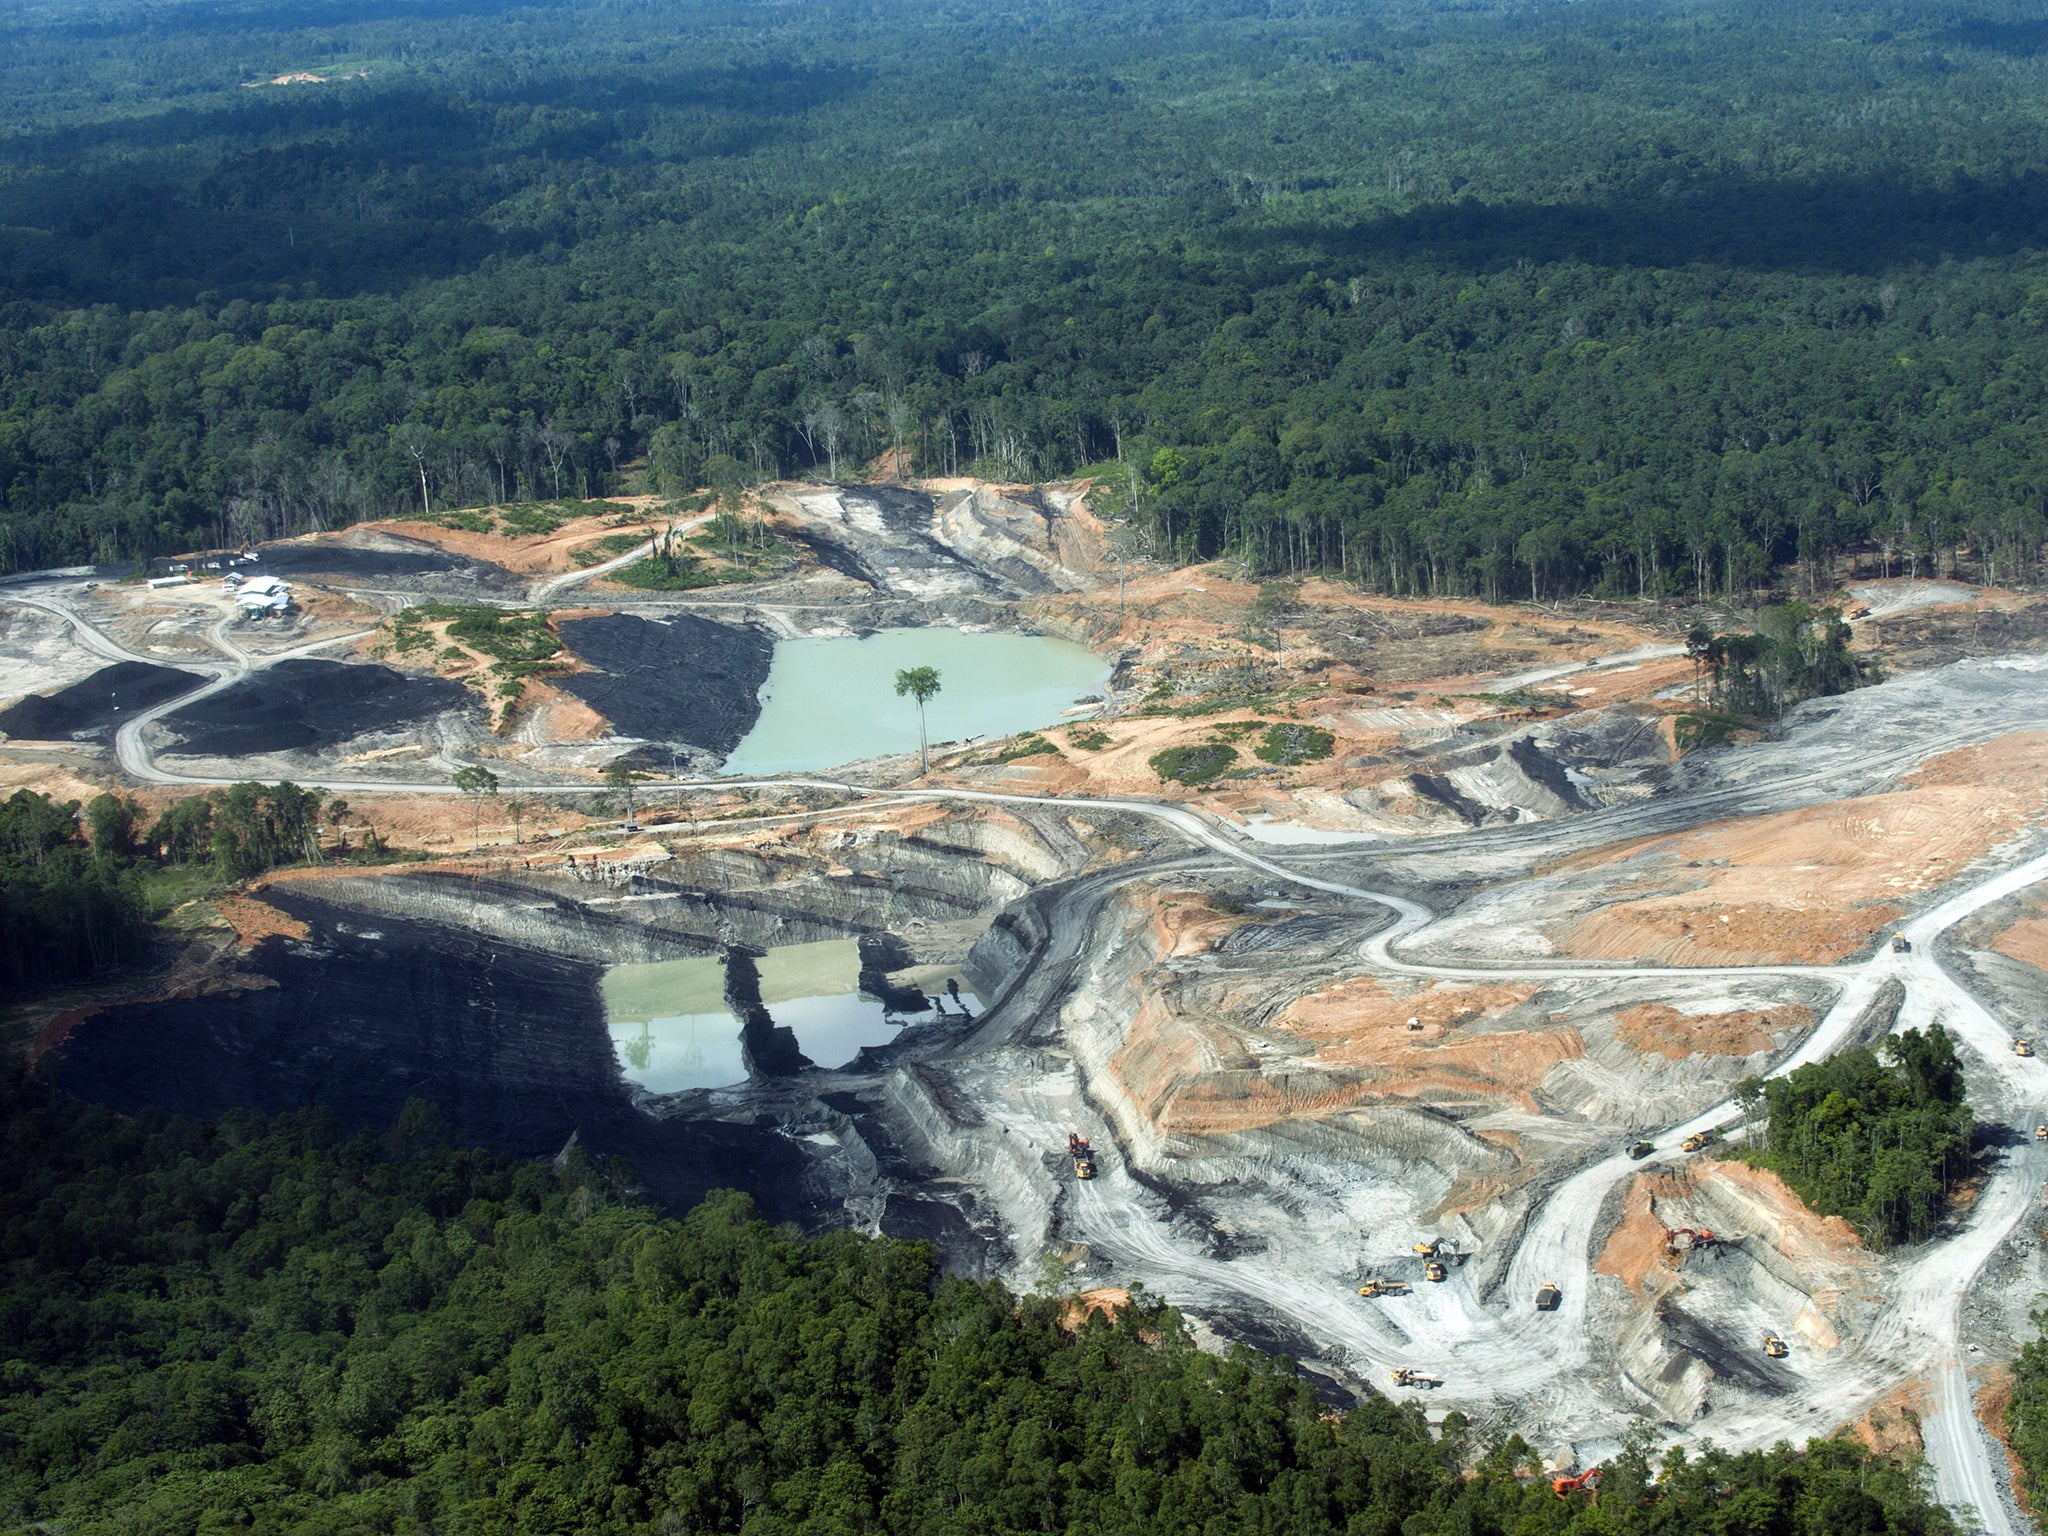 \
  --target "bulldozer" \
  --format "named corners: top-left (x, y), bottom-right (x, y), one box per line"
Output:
top-left (1535, 1281), bottom-right (1562, 1311)
top-left (1424, 1258), bottom-right (1448, 1283)
top-left (1357, 1278), bottom-right (1409, 1299)
top-left (1625, 1139), bottom-right (1655, 1160)
top-left (1067, 1133), bottom-right (1097, 1180)
top-left (1551, 1466), bottom-right (1602, 1498)
top-left (1763, 1333), bottom-right (1789, 1359)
